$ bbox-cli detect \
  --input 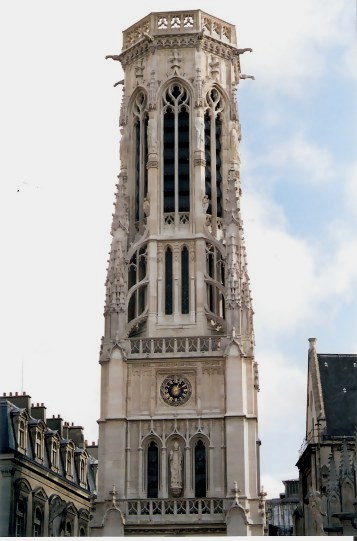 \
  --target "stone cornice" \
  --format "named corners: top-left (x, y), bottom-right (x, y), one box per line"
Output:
top-left (118, 34), bottom-right (241, 69)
